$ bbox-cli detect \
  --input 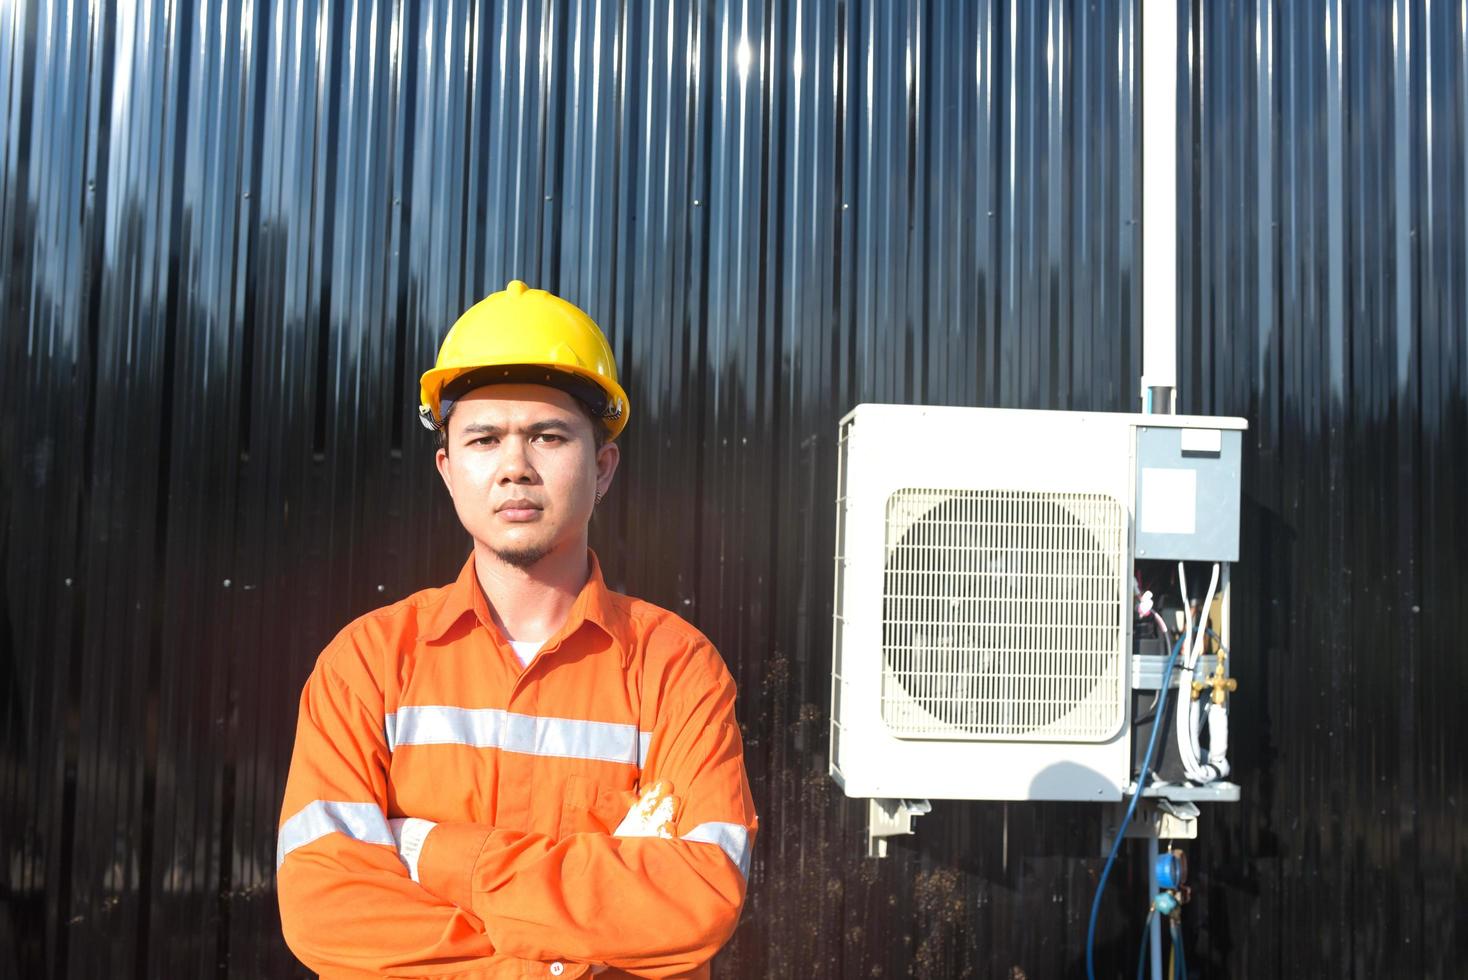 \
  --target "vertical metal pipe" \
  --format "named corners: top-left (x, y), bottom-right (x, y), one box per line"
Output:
top-left (1141, 0), bottom-right (1178, 414)
top-left (1148, 832), bottom-right (1163, 979)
